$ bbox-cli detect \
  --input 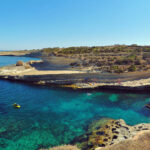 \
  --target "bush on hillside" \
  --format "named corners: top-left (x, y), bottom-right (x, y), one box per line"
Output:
top-left (16, 60), bottom-right (24, 66)
top-left (24, 64), bottom-right (32, 69)
top-left (128, 65), bottom-right (136, 72)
